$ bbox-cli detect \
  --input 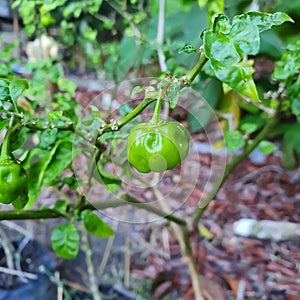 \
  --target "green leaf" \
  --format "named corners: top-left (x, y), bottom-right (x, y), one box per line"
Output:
top-left (12, 192), bottom-right (29, 212)
top-left (0, 119), bottom-right (9, 131)
top-left (232, 12), bottom-right (294, 33)
top-left (165, 80), bottom-right (180, 109)
top-left (178, 44), bottom-right (199, 54)
top-left (47, 111), bottom-right (63, 123)
top-left (198, 223), bottom-right (213, 239)
top-left (43, 140), bottom-right (81, 186)
top-left (57, 78), bottom-right (76, 93)
top-left (240, 122), bottom-right (259, 134)
top-left (212, 14), bottom-right (231, 35)
top-left (53, 199), bottom-right (68, 216)
top-left (51, 223), bottom-right (79, 259)
top-left (225, 130), bottom-right (245, 151)
top-left (291, 99), bottom-right (300, 120)
top-left (258, 140), bottom-right (277, 154)
top-left (95, 162), bottom-right (122, 193)
top-left (119, 103), bottom-right (133, 116)
top-left (273, 55), bottom-right (296, 81)
top-left (203, 30), bottom-right (241, 65)
top-left (210, 60), bottom-right (259, 101)
top-left (39, 128), bottom-right (58, 149)
top-left (82, 210), bottom-right (114, 238)
top-left (25, 149), bottom-right (54, 208)
top-left (230, 21), bottom-right (260, 56)
top-left (0, 78), bottom-right (28, 109)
